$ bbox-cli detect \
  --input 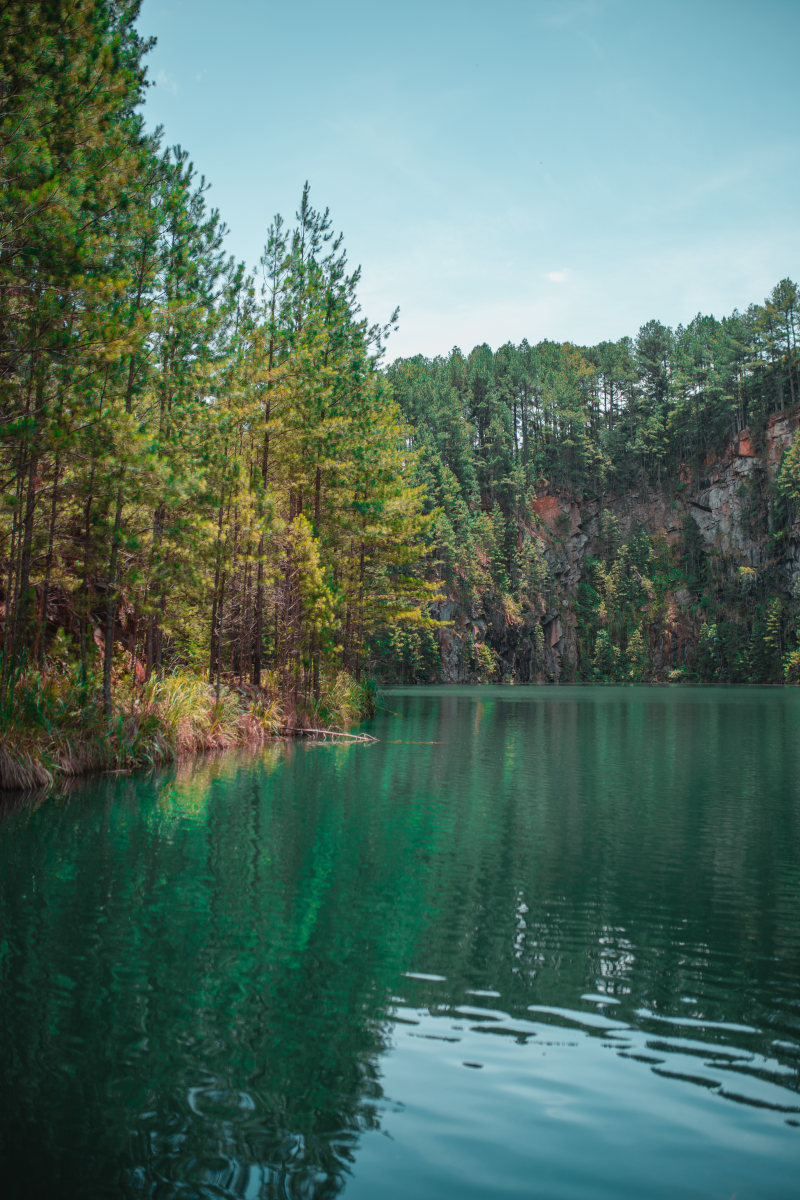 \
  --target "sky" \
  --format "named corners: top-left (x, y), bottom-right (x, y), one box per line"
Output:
top-left (139, 0), bottom-right (800, 361)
